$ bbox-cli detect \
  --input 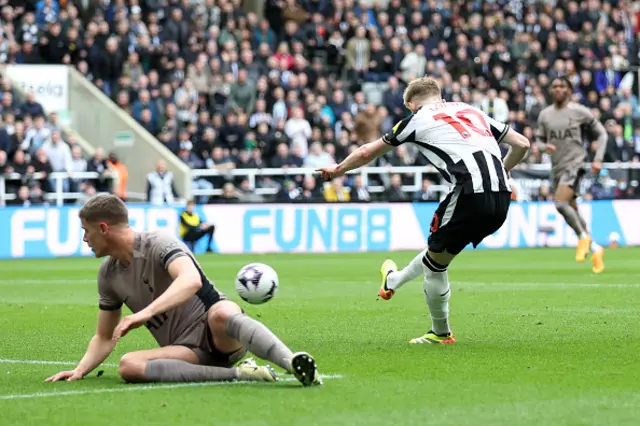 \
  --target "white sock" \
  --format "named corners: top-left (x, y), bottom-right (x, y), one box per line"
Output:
top-left (386, 249), bottom-right (427, 292)
top-left (423, 253), bottom-right (451, 335)
top-left (590, 241), bottom-right (601, 253)
top-left (579, 232), bottom-right (589, 240)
